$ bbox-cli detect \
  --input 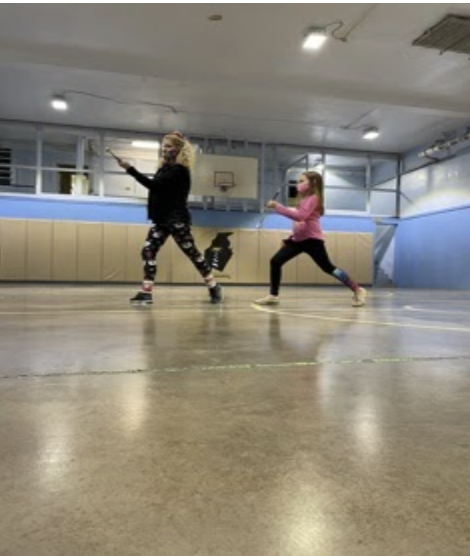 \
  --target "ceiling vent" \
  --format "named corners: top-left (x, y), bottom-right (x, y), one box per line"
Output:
top-left (412, 14), bottom-right (470, 56)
